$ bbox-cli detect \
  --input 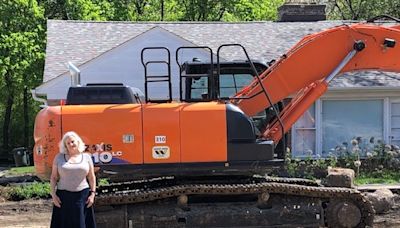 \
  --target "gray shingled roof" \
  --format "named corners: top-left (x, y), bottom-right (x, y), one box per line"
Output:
top-left (44, 20), bottom-right (400, 87)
